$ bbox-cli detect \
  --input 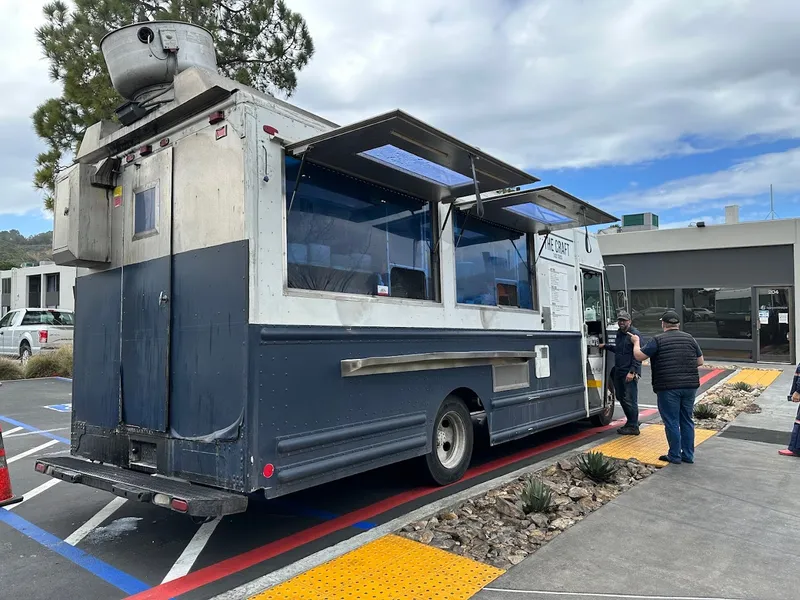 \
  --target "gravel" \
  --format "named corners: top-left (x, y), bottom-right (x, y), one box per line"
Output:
top-left (397, 454), bottom-right (657, 570)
